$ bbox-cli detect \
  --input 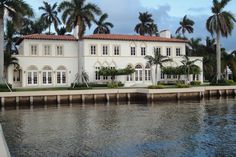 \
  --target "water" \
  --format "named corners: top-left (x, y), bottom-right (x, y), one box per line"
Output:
top-left (1, 99), bottom-right (236, 157)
